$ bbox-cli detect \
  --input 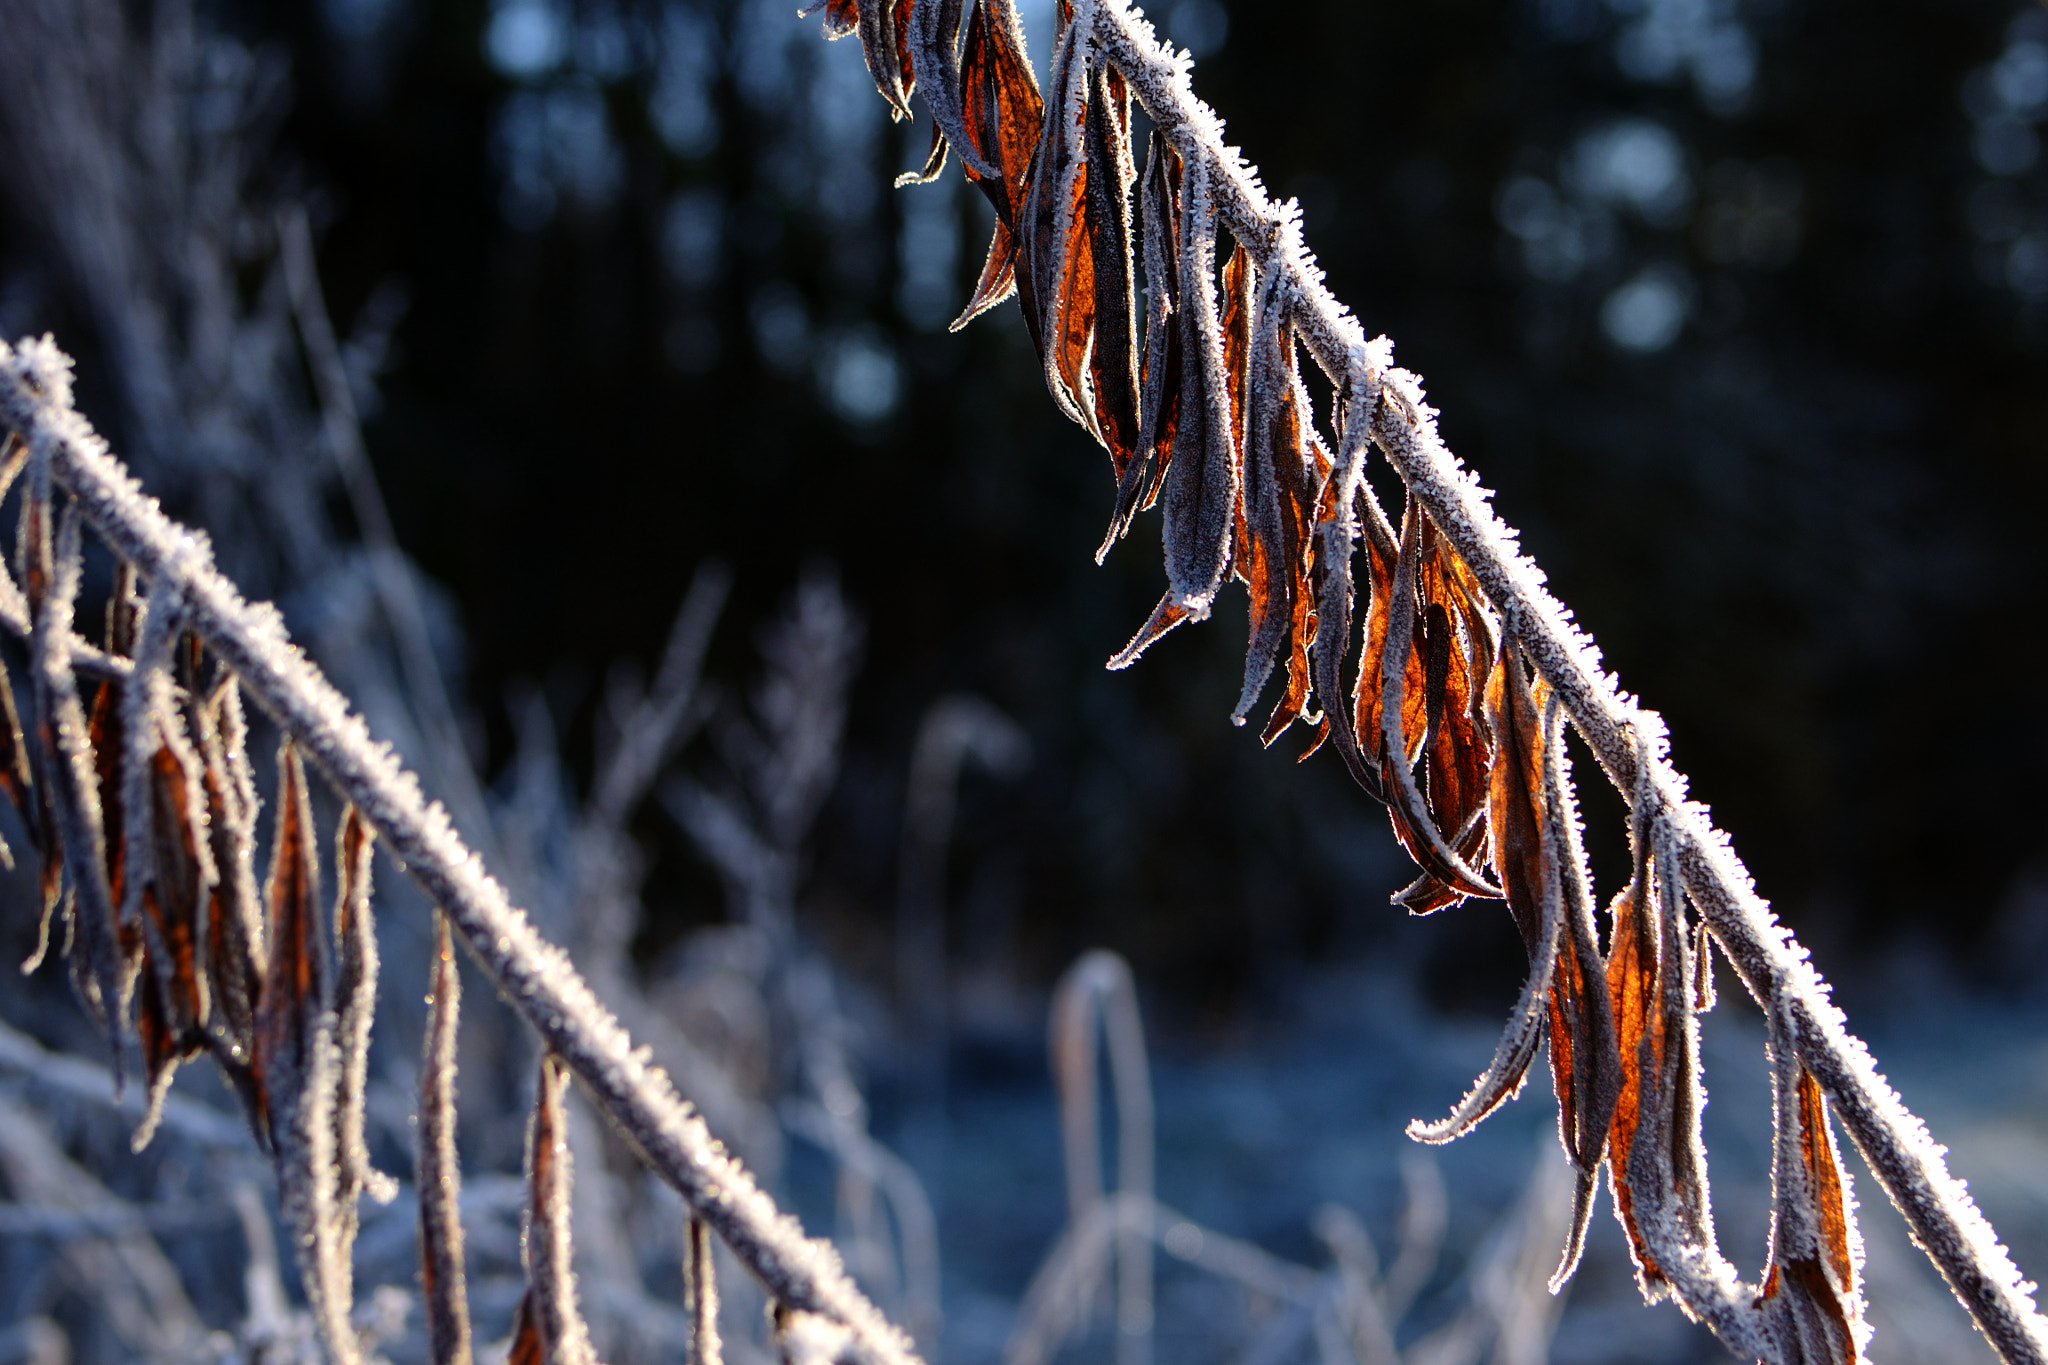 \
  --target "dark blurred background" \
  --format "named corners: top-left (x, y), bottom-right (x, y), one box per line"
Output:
top-left (11, 0), bottom-right (2048, 1028)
